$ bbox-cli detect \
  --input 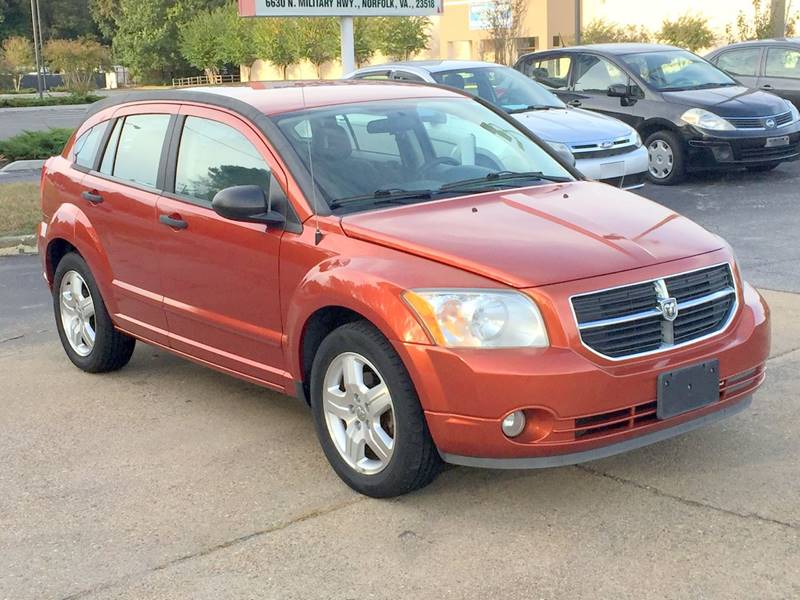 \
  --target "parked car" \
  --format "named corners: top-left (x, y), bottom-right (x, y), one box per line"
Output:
top-left (706, 38), bottom-right (800, 109)
top-left (39, 82), bottom-right (769, 497)
top-left (515, 44), bottom-right (800, 184)
top-left (345, 60), bottom-right (648, 189)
